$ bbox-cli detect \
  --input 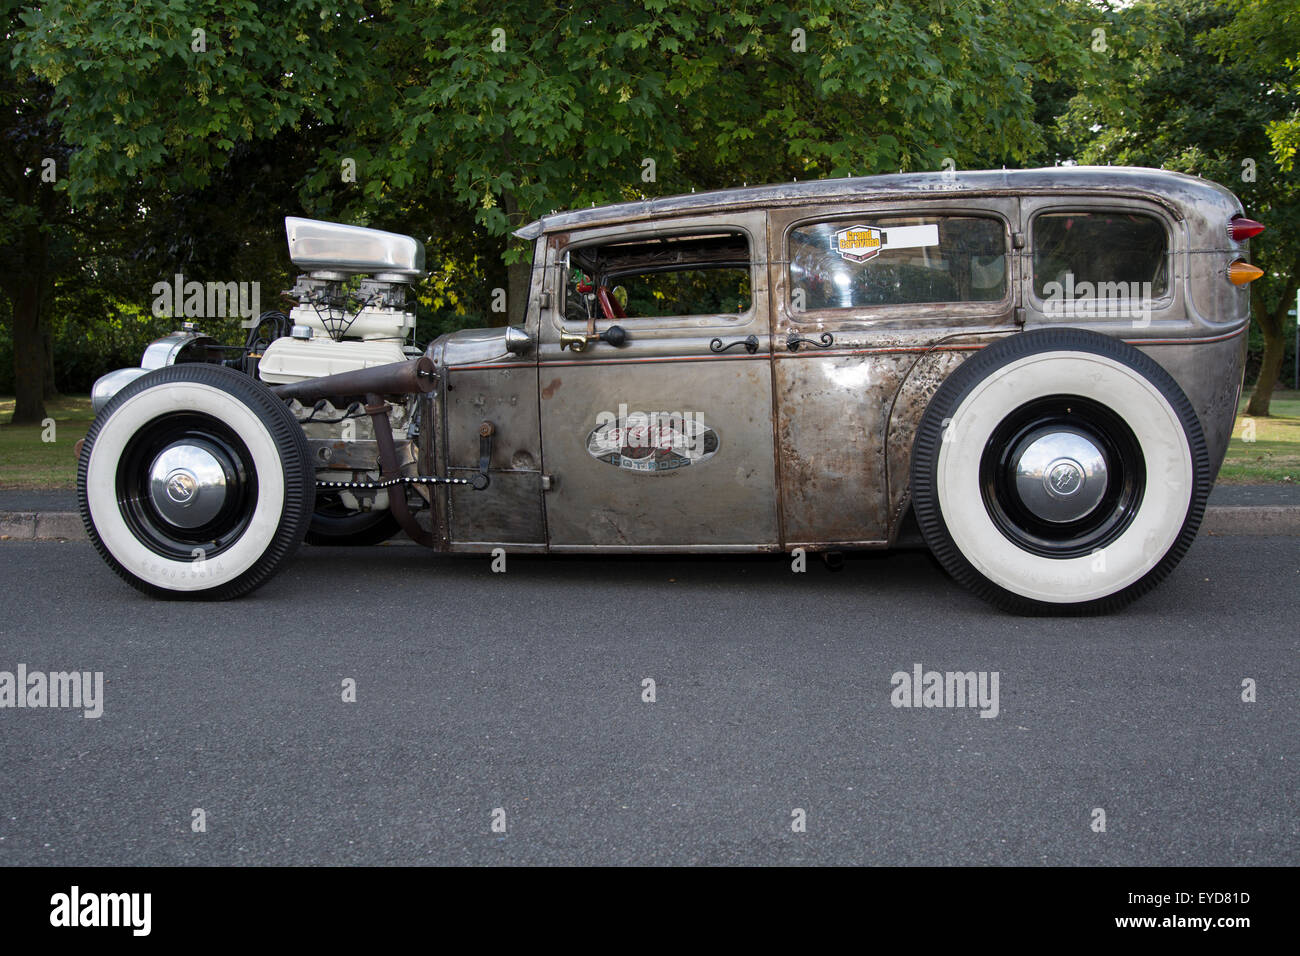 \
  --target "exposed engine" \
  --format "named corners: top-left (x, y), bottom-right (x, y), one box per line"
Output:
top-left (280, 394), bottom-right (419, 515)
top-left (284, 273), bottom-right (417, 342)
top-left (257, 218), bottom-right (432, 519)
top-left (86, 216), bottom-right (453, 542)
